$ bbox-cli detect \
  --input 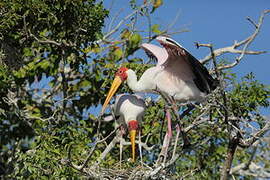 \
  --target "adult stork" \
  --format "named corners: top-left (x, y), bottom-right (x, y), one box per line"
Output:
top-left (102, 35), bottom-right (217, 112)
top-left (102, 36), bottom-right (217, 160)
top-left (103, 94), bottom-right (146, 162)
